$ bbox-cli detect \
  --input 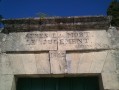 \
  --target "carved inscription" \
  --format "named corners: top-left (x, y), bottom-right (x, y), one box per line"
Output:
top-left (59, 32), bottom-right (90, 45)
top-left (58, 31), bottom-right (93, 50)
top-left (58, 31), bottom-right (109, 50)
top-left (25, 32), bottom-right (57, 45)
top-left (24, 31), bottom-right (109, 50)
top-left (25, 32), bottom-right (91, 45)
top-left (50, 51), bottom-right (65, 58)
top-left (66, 32), bottom-right (90, 38)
